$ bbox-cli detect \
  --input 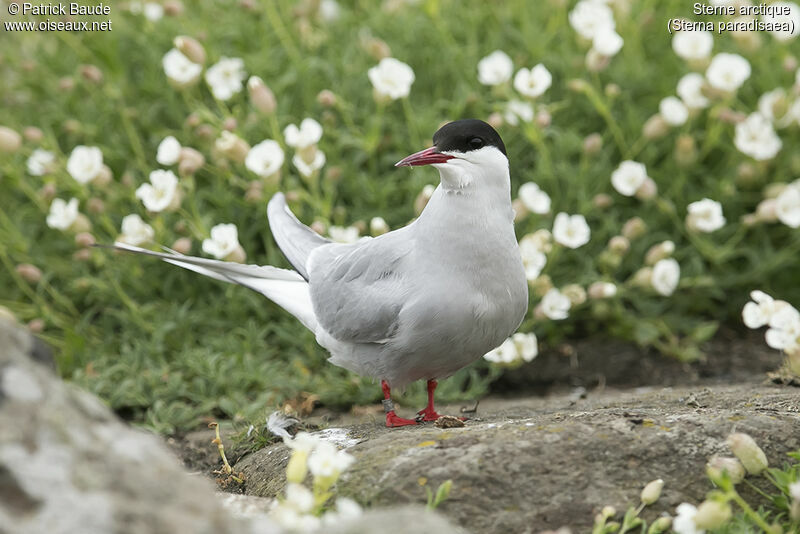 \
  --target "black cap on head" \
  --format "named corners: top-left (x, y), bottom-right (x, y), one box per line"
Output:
top-left (433, 119), bottom-right (506, 156)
